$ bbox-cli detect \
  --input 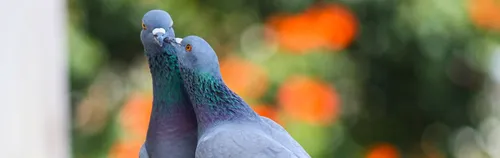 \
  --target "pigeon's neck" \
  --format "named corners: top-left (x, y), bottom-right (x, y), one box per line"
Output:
top-left (146, 51), bottom-right (197, 140)
top-left (181, 69), bottom-right (258, 131)
top-left (148, 53), bottom-right (187, 111)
